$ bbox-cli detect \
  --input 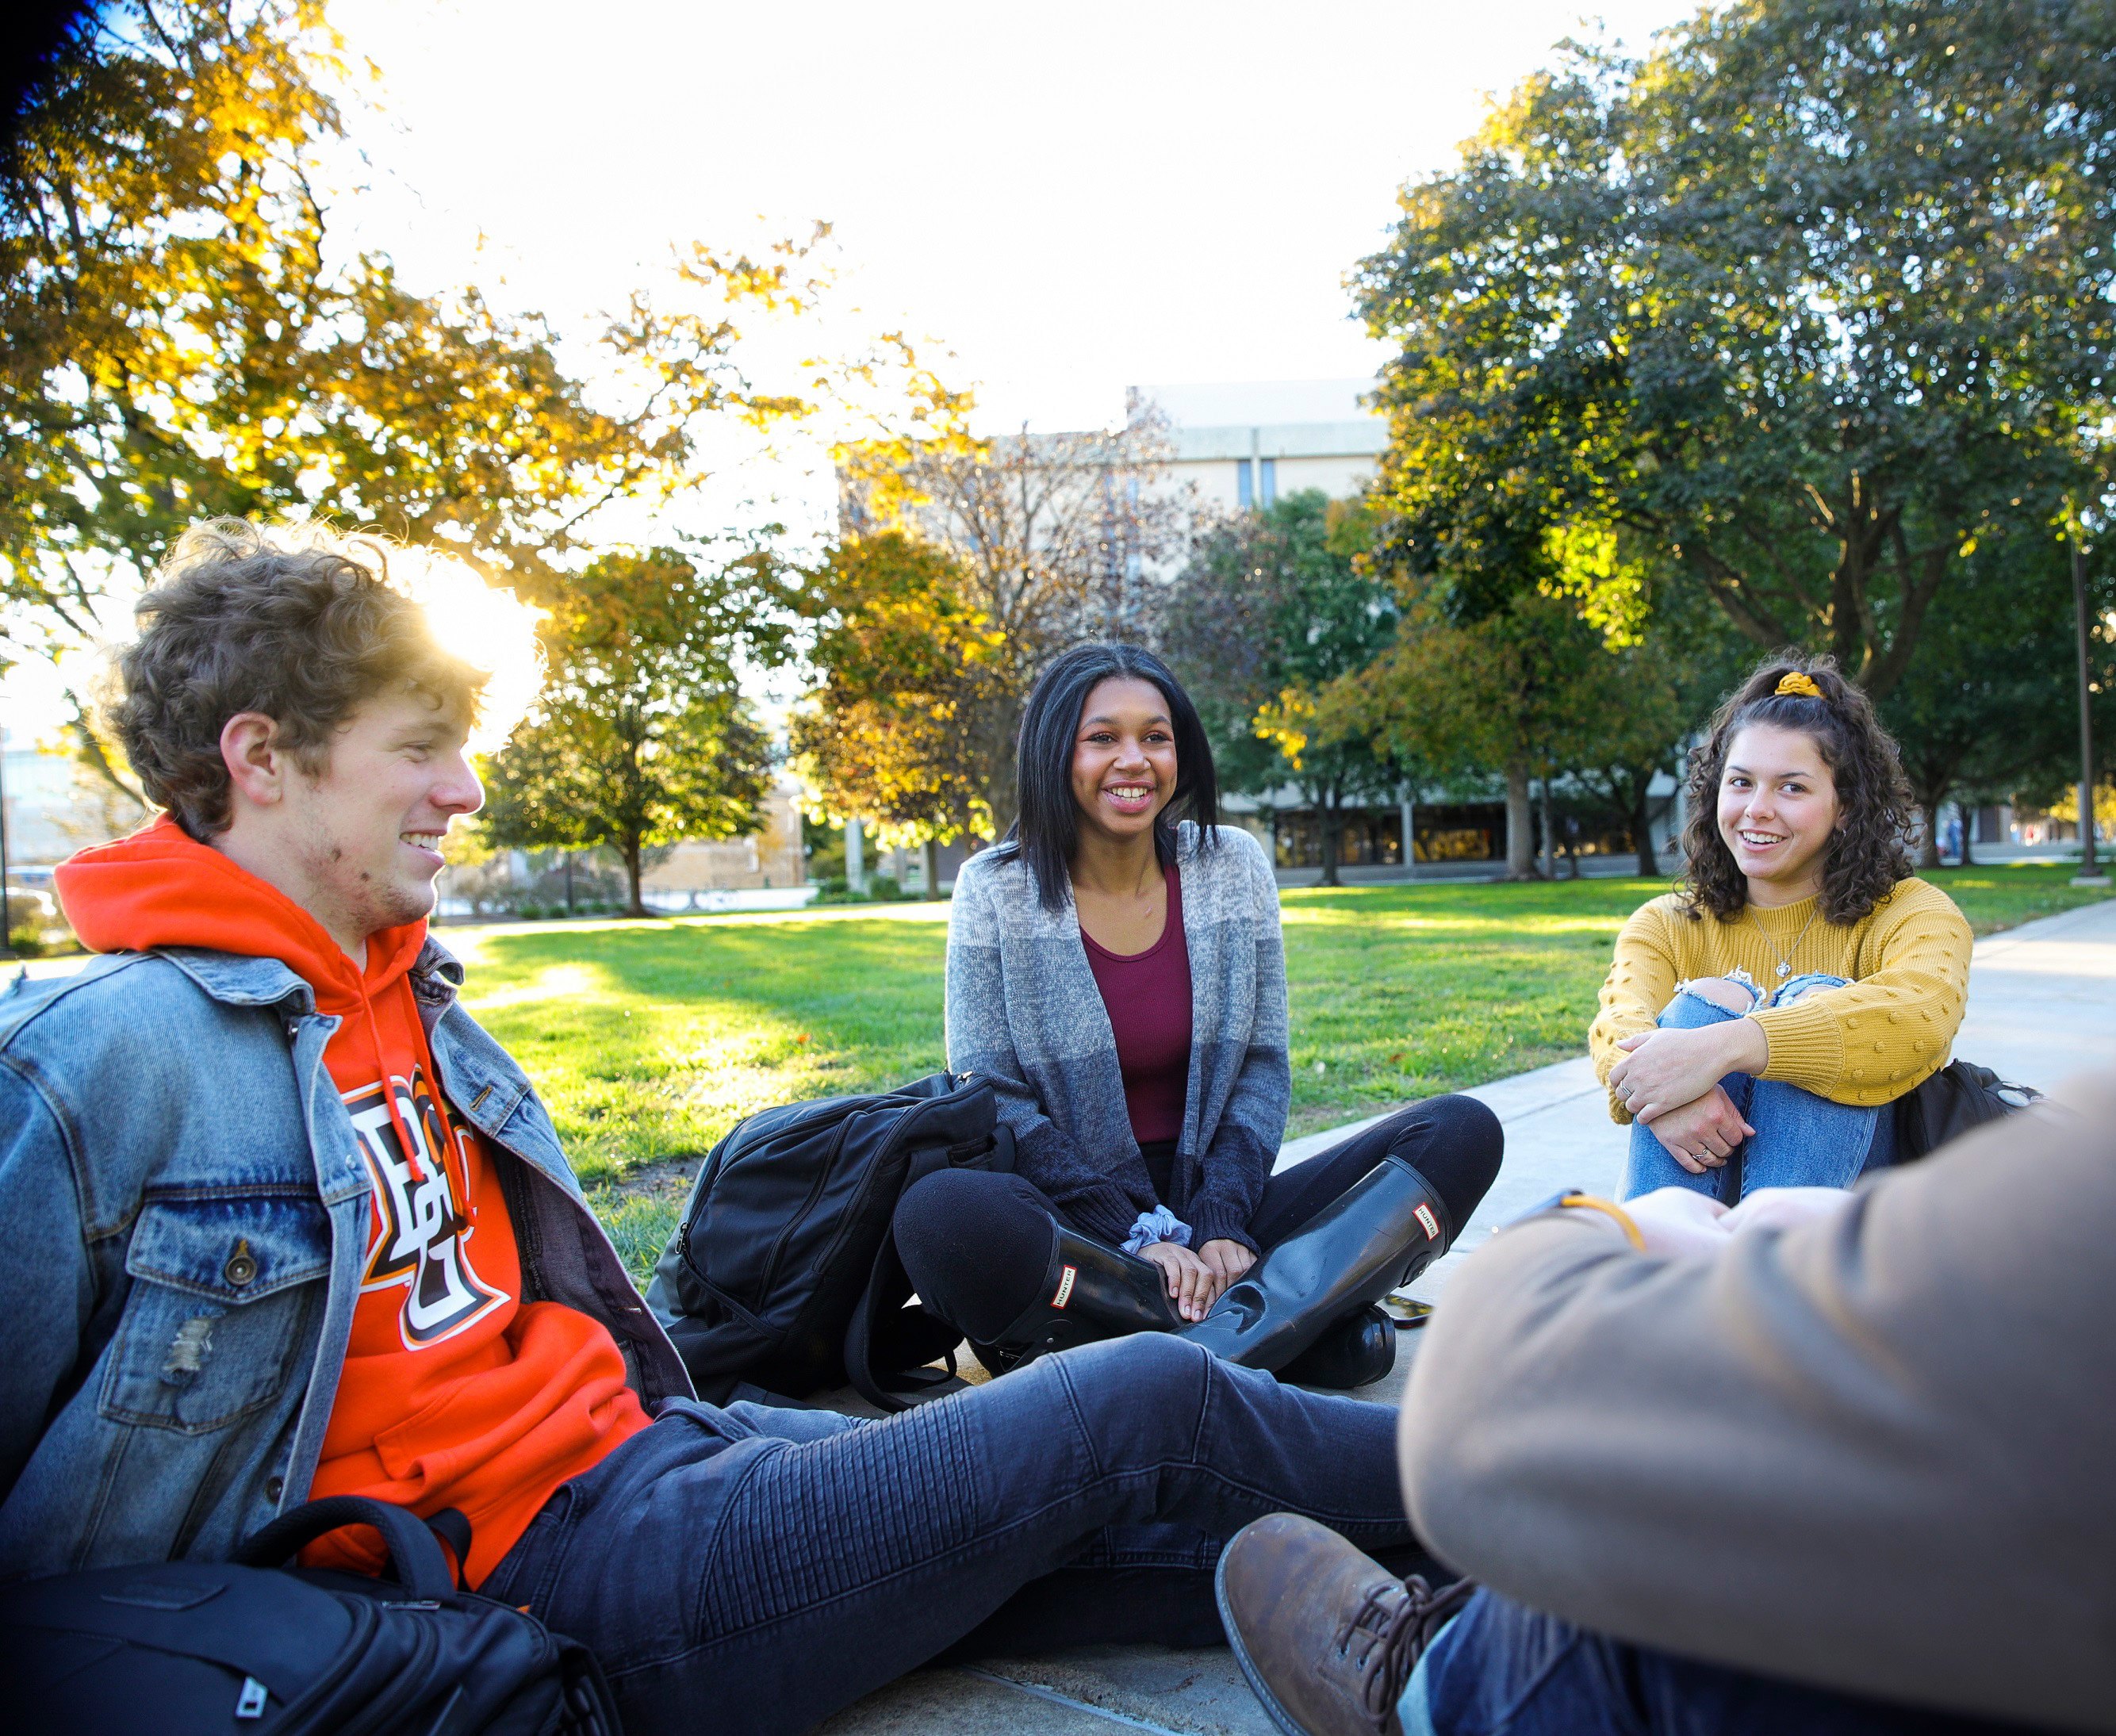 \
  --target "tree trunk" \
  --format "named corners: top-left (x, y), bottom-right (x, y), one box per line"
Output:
top-left (1961, 808), bottom-right (1977, 868)
top-left (922, 836), bottom-right (942, 900)
top-left (1503, 761), bottom-right (1535, 880)
top-left (623, 833), bottom-right (647, 918)
top-left (1911, 784), bottom-right (1949, 872)
top-left (1632, 780), bottom-right (1662, 878)
top-left (1537, 776), bottom-right (1556, 880)
top-left (1317, 790), bottom-right (1341, 887)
